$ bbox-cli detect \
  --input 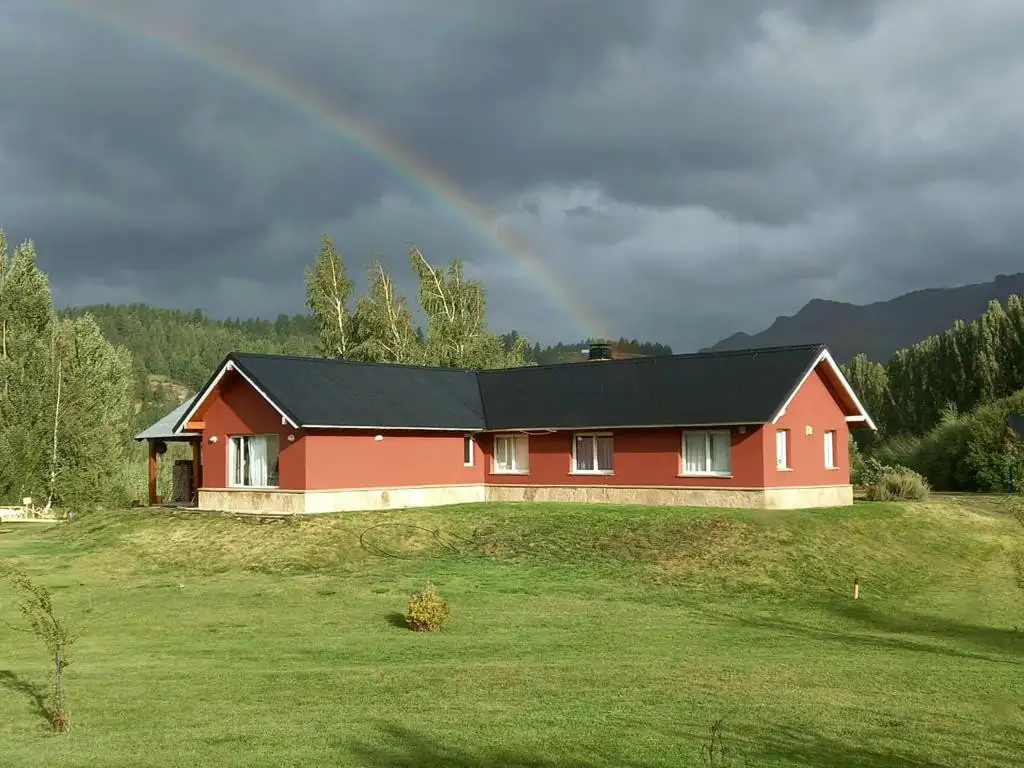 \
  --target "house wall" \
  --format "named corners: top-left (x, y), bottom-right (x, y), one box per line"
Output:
top-left (198, 371), bottom-right (303, 489)
top-left (301, 430), bottom-right (485, 490)
top-left (762, 364), bottom-right (851, 487)
top-left (480, 427), bottom-right (765, 488)
top-left (193, 359), bottom-right (855, 514)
